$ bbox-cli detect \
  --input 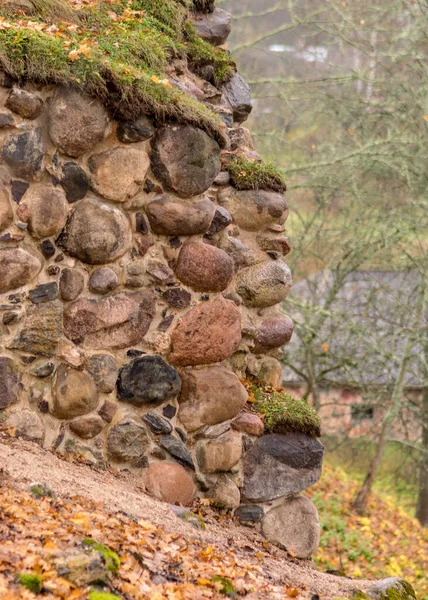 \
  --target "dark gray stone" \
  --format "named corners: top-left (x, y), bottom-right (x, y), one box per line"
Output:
top-left (222, 74), bottom-right (252, 124)
top-left (159, 434), bottom-right (195, 470)
top-left (2, 128), bottom-right (44, 179)
top-left (107, 418), bottom-right (150, 462)
top-left (143, 412), bottom-right (173, 435)
top-left (60, 162), bottom-right (89, 203)
top-left (135, 212), bottom-right (148, 234)
top-left (243, 433), bottom-right (324, 502)
top-left (162, 287), bottom-right (191, 309)
top-left (193, 8), bottom-right (232, 46)
top-left (205, 205), bottom-right (232, 236)
top-left (11, 180), bottom-right (29, 203)
top-left (40, 240), bottom-right (56, 259)
top-left (117, 355), bottom-right (181, 406)
top-left (29, 282), bottom-right (58, 304)
top-left (163, 404), bottom-right (176, 419)
top-left (0, 356), bottom-right (21, 409)
top-left (117, 116), bottom-right (155, 143)
top-left (235, 504), bottom-right (264, 523)
top-left (150, 125), bottom-right (221, 197)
